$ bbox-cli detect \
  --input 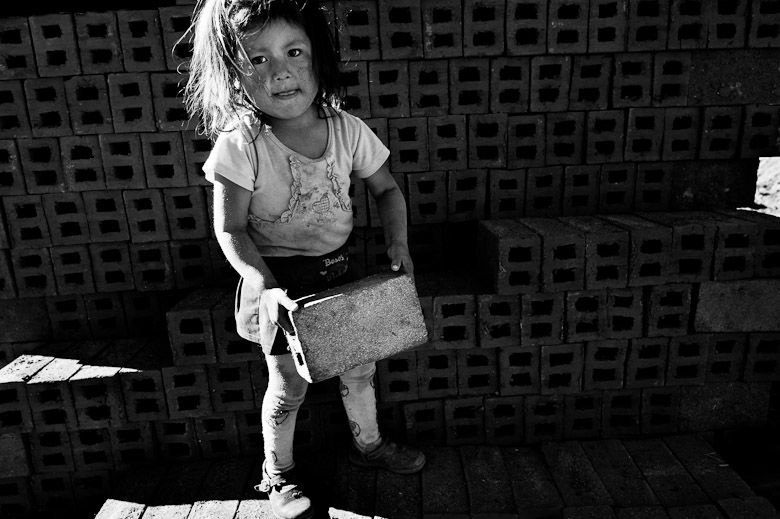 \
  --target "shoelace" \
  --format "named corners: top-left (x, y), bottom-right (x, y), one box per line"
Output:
top-left (255, 475), bottom-right (304, 498)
